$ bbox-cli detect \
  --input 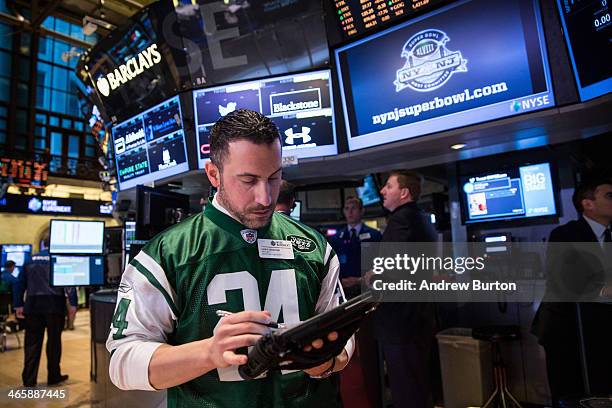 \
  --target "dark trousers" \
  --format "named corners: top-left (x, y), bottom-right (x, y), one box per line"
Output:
top-left (543, 339), bottom-right (584, 406)
top-left (358, 319), bottom-right (383, 408)
top-left (22, 313), bottom-right (64, 386)
top-left (382, 341), bottom-right (433, 408)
